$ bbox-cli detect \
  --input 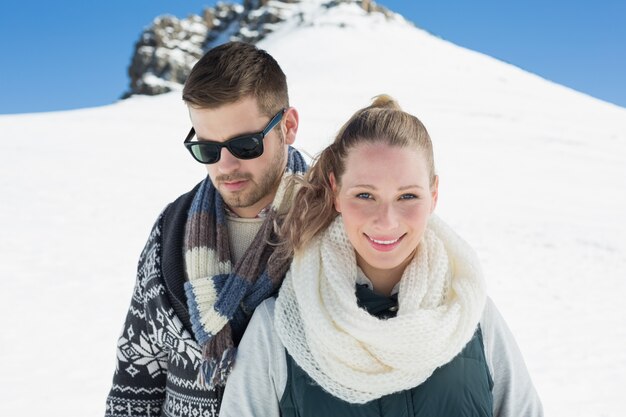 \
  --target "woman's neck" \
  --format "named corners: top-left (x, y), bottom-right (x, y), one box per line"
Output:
top-left (356, 251), bottom-right (415, 297)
